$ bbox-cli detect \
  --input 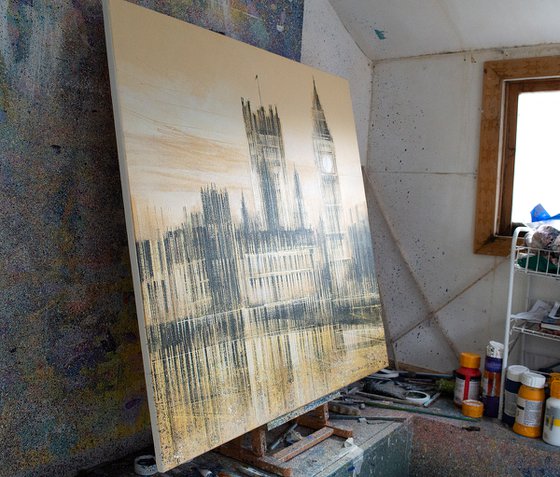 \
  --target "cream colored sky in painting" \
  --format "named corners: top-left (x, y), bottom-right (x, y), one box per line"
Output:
top-left (109, 0), bottom-right (365, 240)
